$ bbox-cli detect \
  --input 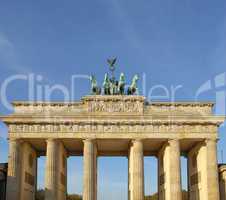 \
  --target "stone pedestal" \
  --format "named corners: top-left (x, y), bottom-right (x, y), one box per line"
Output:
top-left (83, 139), bottom-right (97, 200)
top-left (129, 139), bottom-right (144, 200)
top-left (6, 139), bottom-right (22, 200)
top-left (158, 139), bottom-right (182, 200)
